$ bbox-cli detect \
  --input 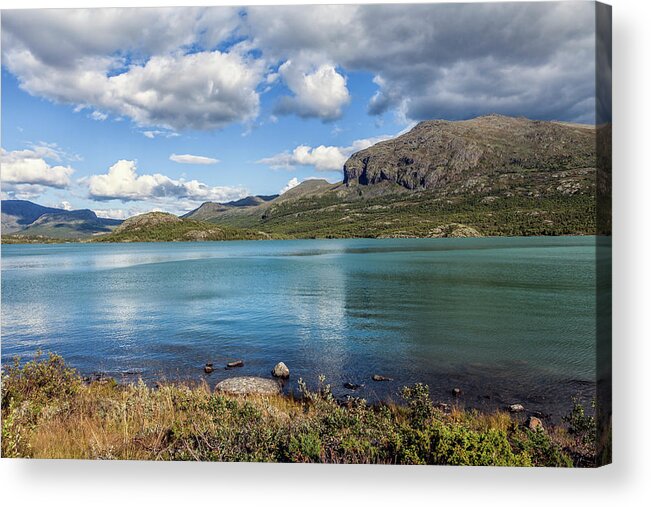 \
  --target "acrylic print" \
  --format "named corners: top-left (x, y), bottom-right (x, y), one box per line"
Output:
top-left (1, 2), bottom-right (611, 466)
